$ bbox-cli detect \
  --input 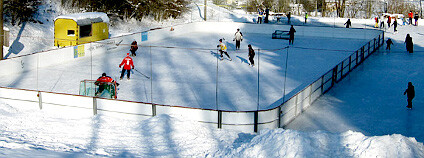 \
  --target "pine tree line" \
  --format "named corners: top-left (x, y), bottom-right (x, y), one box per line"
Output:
top-left (59, 0), bottom-right (190, 21)
top-left (4, 0), bottom-right (41, 26)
